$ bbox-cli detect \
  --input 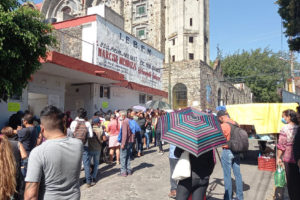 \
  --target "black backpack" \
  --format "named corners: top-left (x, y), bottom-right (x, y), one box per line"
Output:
top-left (227, 122), bottom-right (249, 153)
